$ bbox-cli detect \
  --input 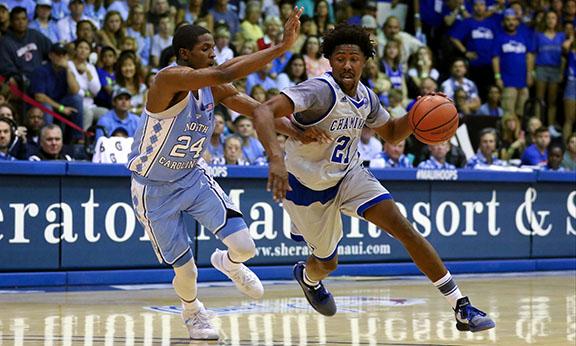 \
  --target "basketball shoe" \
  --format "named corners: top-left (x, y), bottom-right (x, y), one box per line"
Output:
top-left (293, 261), bottom-right (337, 316)
top-left (182, 306), bottom-right (219, 340)
top-left (454, 296), bottom-right (496, 332)
top-left (211, 248), bottom-right (264, 299)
